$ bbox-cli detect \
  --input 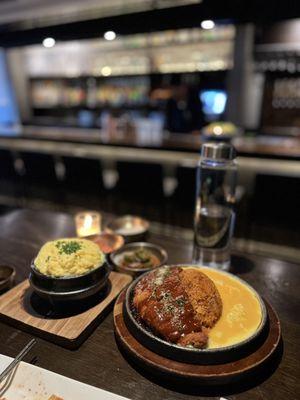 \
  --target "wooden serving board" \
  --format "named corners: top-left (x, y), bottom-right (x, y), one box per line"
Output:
top-left (0, 272), bottom-right (132, 349)
top-left (114, 290), bottom-right (282, 385)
